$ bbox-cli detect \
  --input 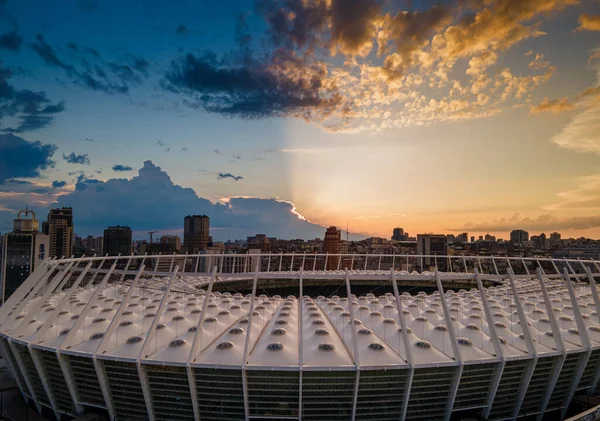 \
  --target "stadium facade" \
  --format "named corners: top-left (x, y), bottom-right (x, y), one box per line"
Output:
top-left (1, 253), bottom-right (600, 421)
